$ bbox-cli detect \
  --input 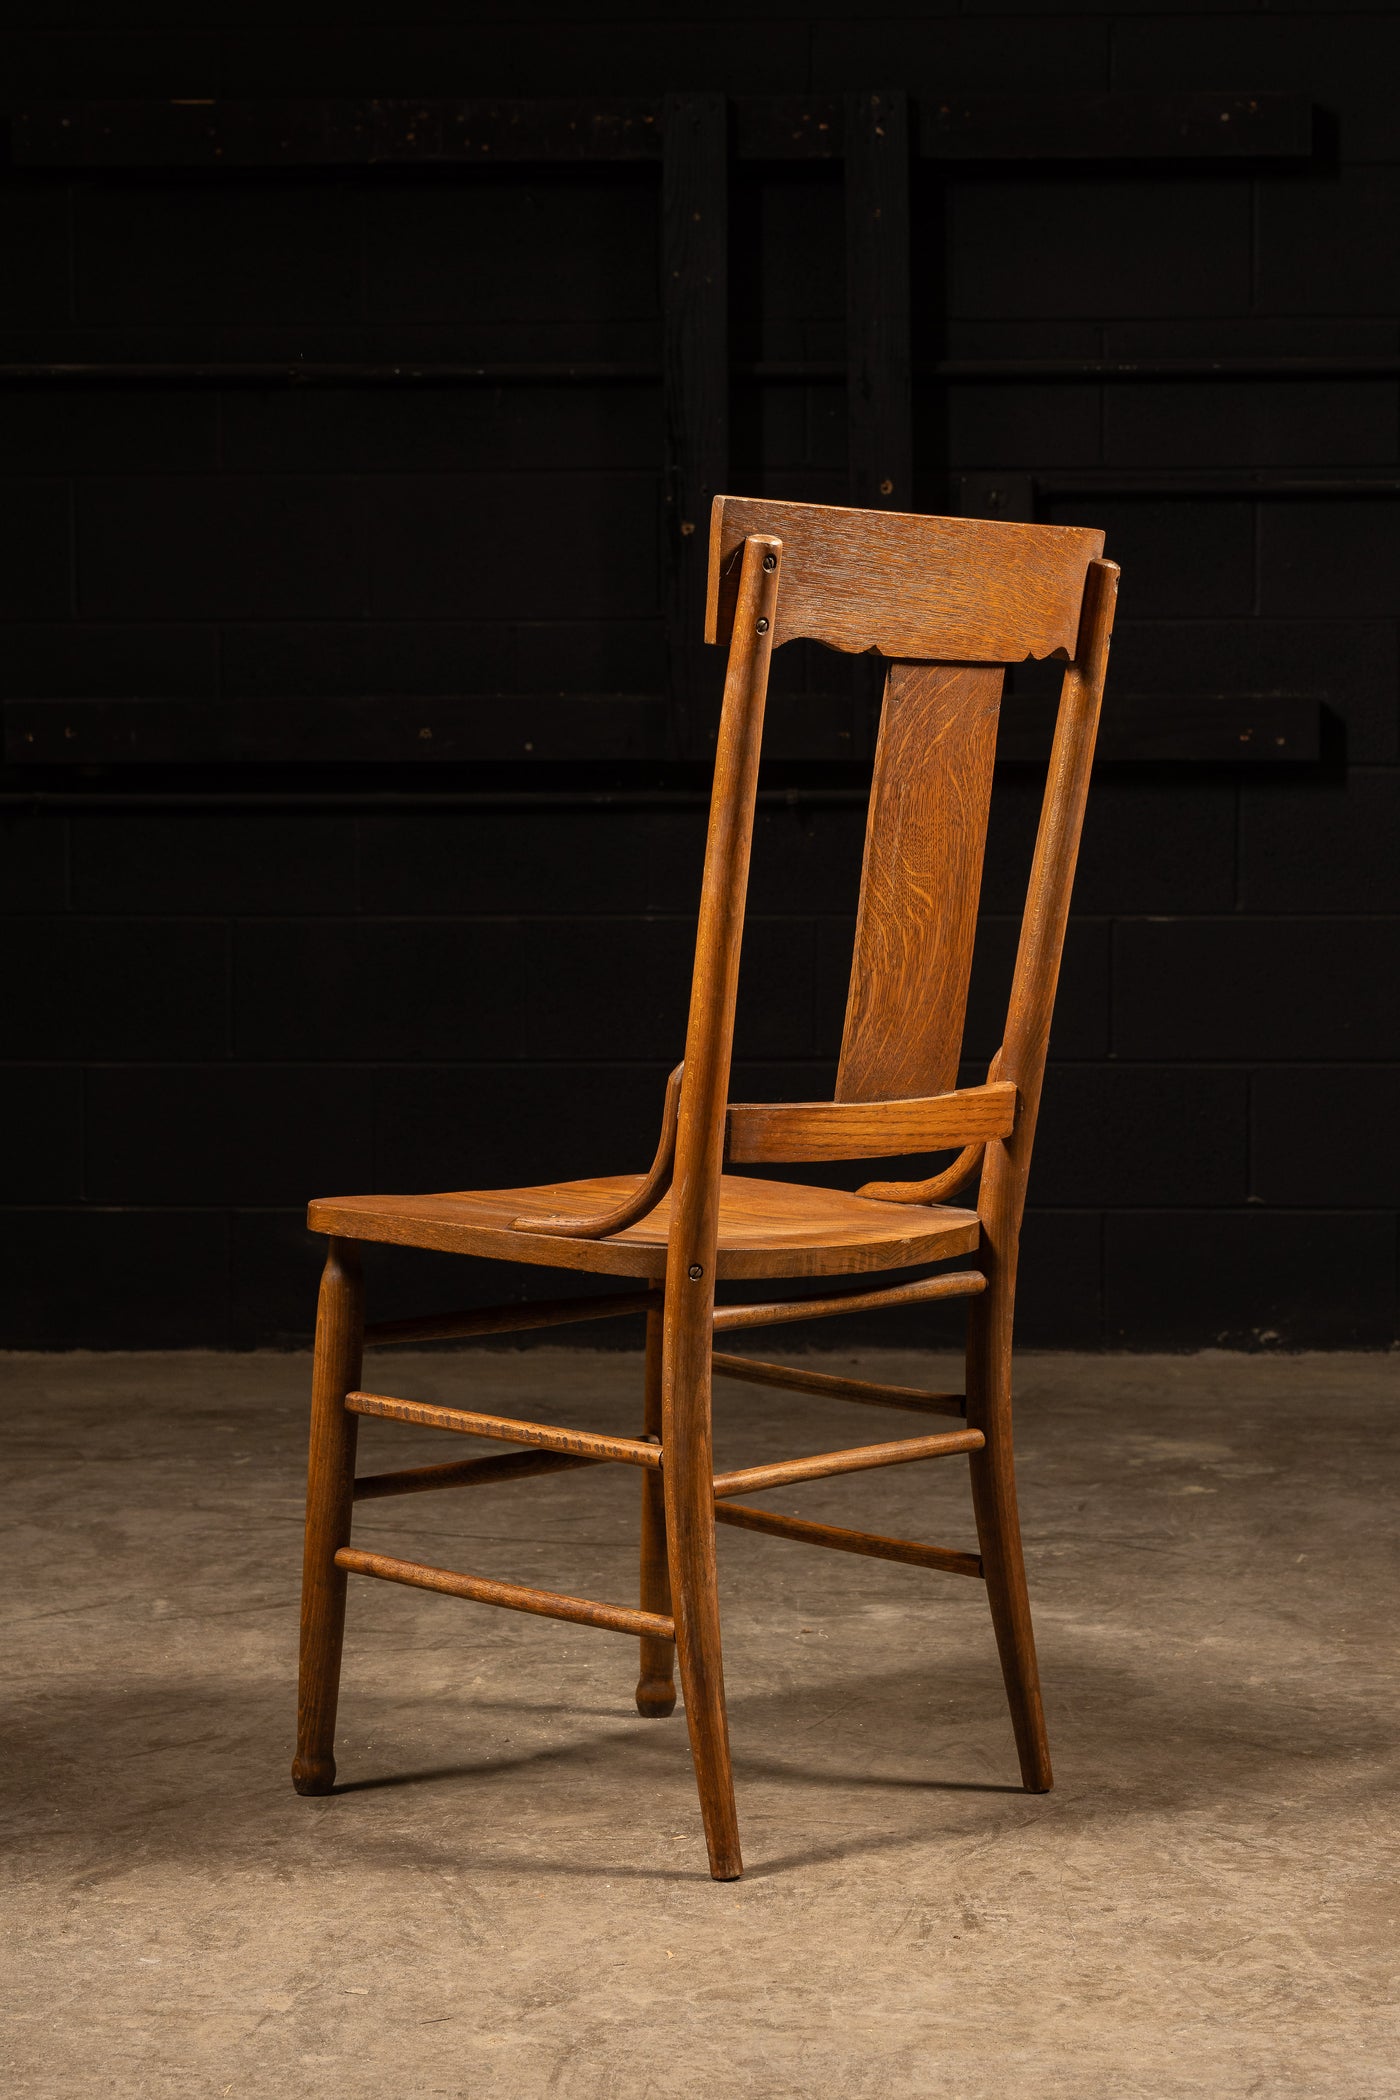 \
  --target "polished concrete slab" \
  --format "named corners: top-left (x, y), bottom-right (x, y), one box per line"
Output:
top-left (4, 1348), bottom-right (1397, 2099)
